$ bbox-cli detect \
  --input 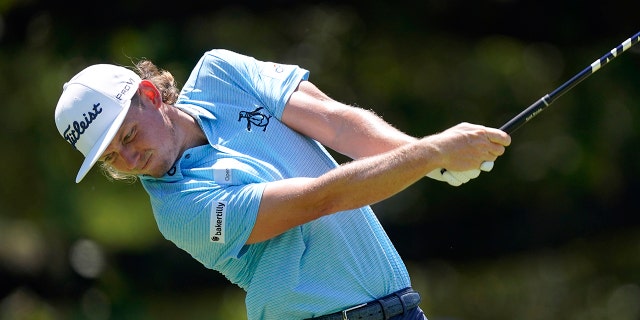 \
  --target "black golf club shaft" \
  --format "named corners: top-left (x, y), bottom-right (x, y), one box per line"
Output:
top-left (440, 31), bottom-right (640, 179)
top-left (500, 30), bottom-right (640, 134)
